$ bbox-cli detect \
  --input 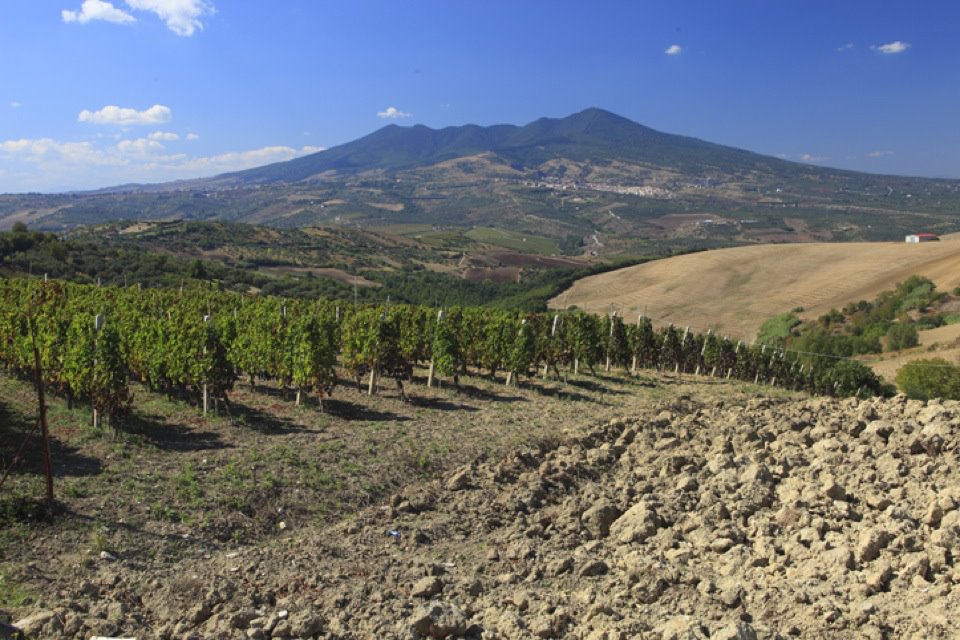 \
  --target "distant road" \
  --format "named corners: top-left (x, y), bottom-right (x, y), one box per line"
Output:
top-left (551, 235), bottom-right (960, 342)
